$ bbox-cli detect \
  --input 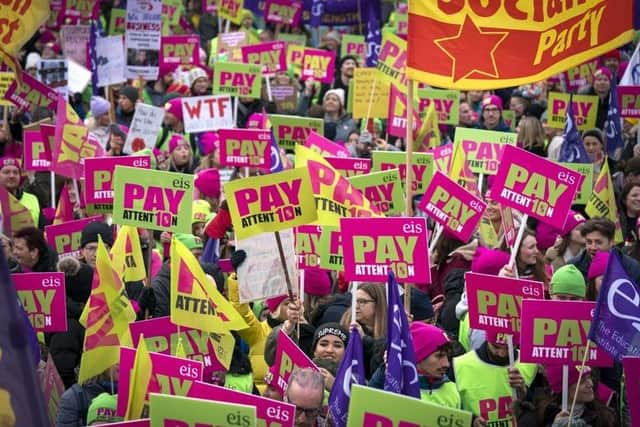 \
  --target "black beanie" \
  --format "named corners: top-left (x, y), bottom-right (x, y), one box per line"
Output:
top-left (313, 322), bottom-right (349, 350)
top-left (410, 288), bottom-right (435, 321)
top-left (80, 222), bottom-right (114, 248)
top-left (119, 85), bottom-right (139, 104)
